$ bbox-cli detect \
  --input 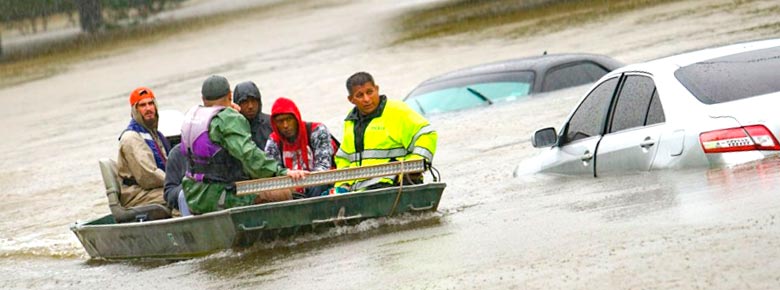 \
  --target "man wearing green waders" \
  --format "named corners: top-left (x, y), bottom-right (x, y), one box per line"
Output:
top-left (180, 75), bottom-right (307, 214)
